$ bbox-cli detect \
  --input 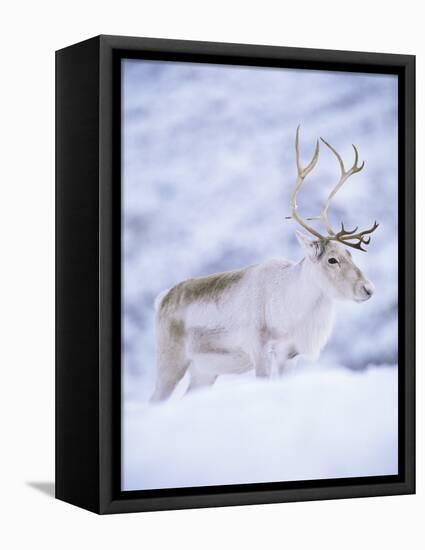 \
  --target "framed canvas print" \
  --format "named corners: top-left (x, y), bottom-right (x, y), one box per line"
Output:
top-left (56, 35), bottom-right (415, 514)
